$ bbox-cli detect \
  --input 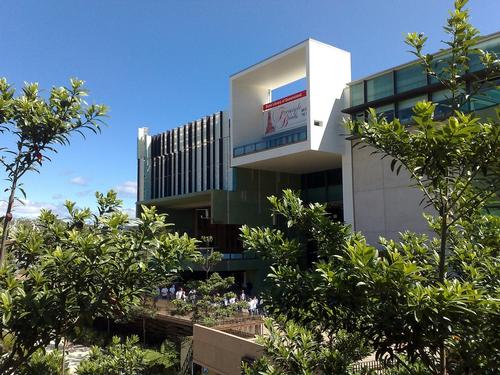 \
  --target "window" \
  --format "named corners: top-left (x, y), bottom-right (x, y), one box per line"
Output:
top-left (350, 82), bottom-right (364, 106)
top-left (432, 89), bottom-right (453, 119)
top-left (396, 64), bottom-right (427, 93)
top-left (398, 95), bottom-right (427, 124)
top-left (469, 38), bottom-right (500, 72)
top-left (352, 112), bottom-right (365, 122)
top-left (430, 54), bottom-right (452, 84)
top-left (375, 103), bottom-right (395, 121)
top-left (468, 79), bottom-right (500, 111)
top-left (366, 73), bottom-right (393, 102)
top-left (432, 88), bottom-right (469, 117)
